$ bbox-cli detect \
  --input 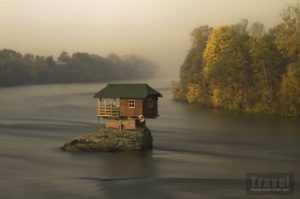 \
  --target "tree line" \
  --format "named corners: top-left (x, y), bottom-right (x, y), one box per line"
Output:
top-left (0, 50), bottom-right (158, 87)
top-left (173, 3), bottom-right (300, 116)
